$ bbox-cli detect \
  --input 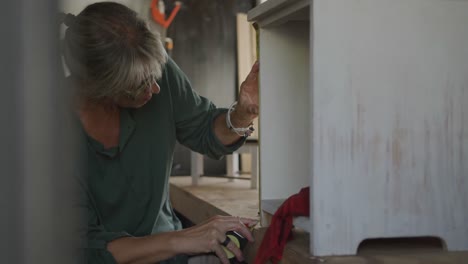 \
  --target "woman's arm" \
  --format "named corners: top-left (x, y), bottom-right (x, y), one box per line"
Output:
top-left (107, 233), bottom-right (177, 264)
top-left (107, 216), bottom-right (257, 264)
